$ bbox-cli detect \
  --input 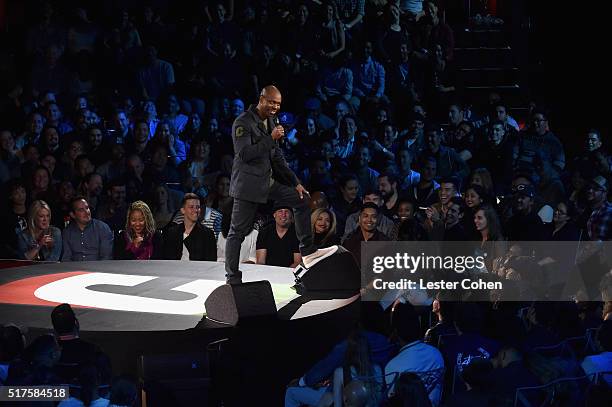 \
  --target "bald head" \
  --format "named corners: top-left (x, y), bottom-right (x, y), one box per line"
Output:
top-left (257, 85), bottom-right (282, 119)
top-left (260, 85), bottom-right (280, 98)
